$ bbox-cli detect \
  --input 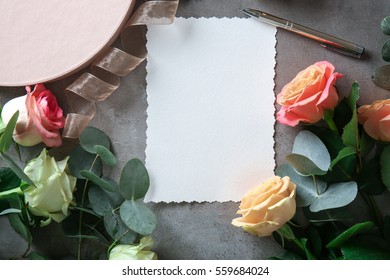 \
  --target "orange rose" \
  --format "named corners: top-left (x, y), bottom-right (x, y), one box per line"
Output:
top-left (358, 99), bottom-right (390, 141)
top-left (276, 61), bottom-right (343, 126)
top-left (1, 84), bottom-right (65, 147)
top-left (232, 176), bottom-right (296, 237)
